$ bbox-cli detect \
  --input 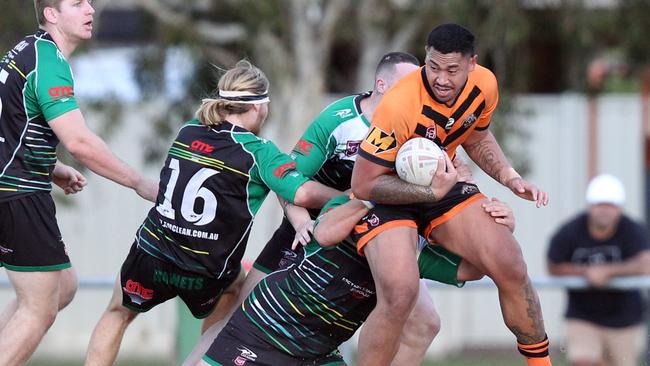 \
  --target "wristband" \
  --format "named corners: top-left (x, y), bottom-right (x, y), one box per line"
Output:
top-left (360, 200), bottom-right (375, 209)
top-left (349, 192), bottom-right (375, 209)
